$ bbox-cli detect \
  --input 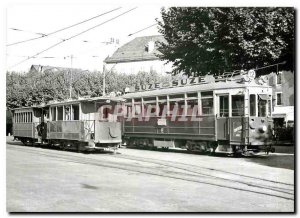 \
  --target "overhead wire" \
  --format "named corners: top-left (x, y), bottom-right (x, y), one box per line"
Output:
top-left (9, 28), bottom-right (47, 36)
top-left (8, 7), bottom-right (138, 69)
top-left (6, 7), bottom-right (122, 46)
top-left (128, 23), bottom-right (157, 36)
